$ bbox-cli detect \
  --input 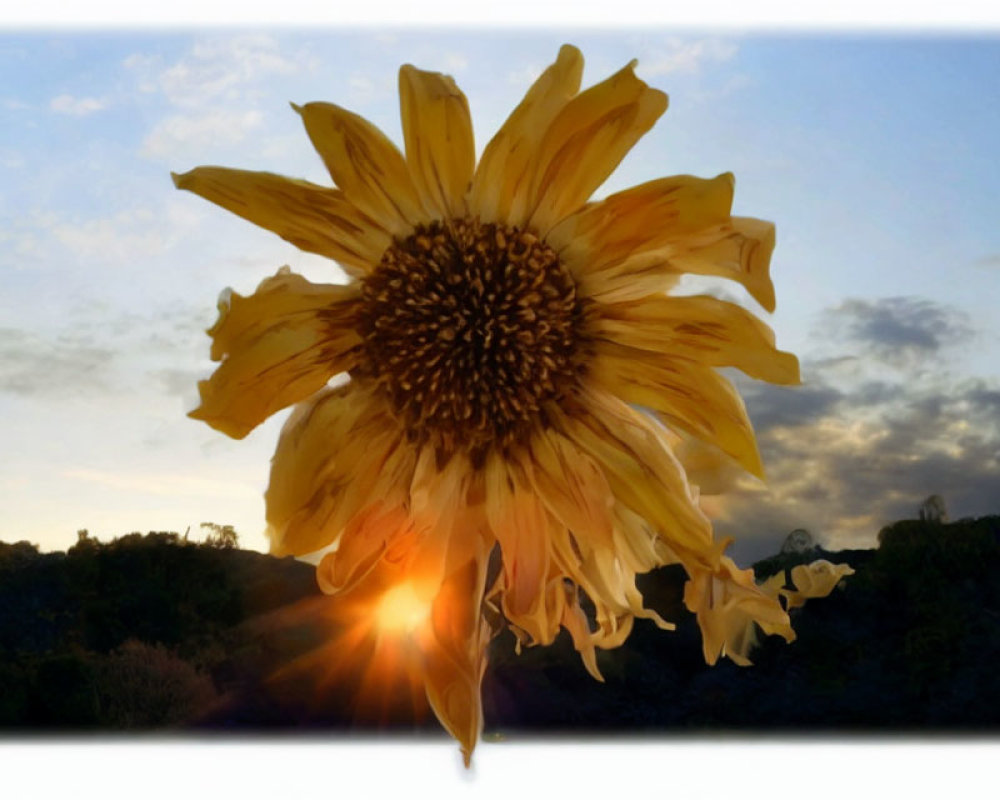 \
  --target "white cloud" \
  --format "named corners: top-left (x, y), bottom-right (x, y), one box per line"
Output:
top-left (50, 207), bottom-right (169, 262)
top-left (0, 327), bottom-right (115, 396)
top-left (126, 34), bottom-right (313, 162)
top-left (141, 109), bottom-right (264, 159)
top-left (49, 93), bottom-right (108, 116)
top-left (640, 37), bottom-right (739, 76)
top-left (125, 33), bottom-right (305, 110)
